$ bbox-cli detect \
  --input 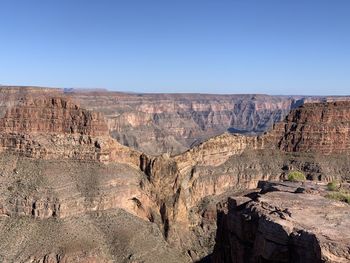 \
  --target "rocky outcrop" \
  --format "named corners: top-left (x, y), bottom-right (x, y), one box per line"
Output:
top-left (212, 181), bottom-right (350, 263)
